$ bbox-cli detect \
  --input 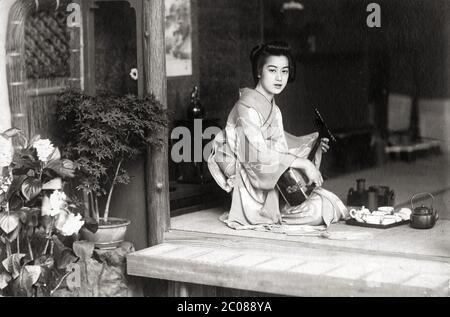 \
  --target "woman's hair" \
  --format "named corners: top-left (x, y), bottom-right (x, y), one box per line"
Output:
top-left (249, 41), bottom-right (296, 85)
